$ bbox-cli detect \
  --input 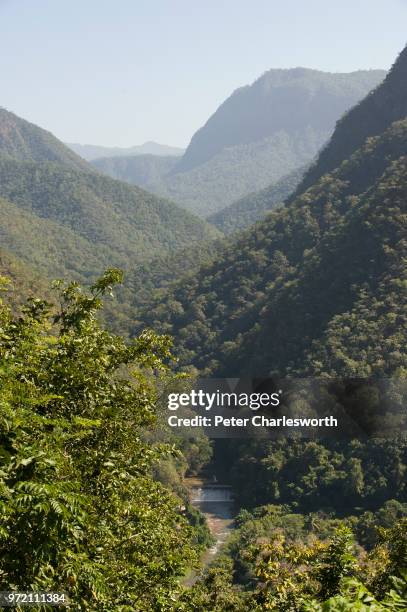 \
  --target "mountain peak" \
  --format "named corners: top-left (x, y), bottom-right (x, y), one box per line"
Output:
top-left (0, 107), bottom-right (91, 171)
top-left (174, 67), bottom-right (386, 174)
